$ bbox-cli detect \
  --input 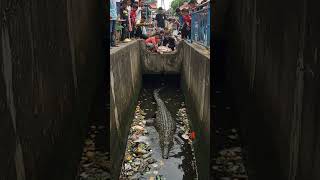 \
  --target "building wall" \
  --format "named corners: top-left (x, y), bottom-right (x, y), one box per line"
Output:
top-left (220, 0), bottom-right (320, 179)
top-left (0, 0), bottom-right (105, 179)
